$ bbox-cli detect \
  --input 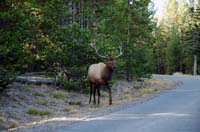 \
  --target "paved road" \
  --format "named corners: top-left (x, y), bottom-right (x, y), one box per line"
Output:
top-left (58, 75), bottom-right (200, 132)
